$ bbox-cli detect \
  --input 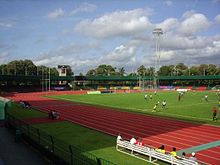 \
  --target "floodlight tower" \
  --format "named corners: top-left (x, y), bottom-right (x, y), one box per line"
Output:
top-left (153, 28), bottom-right (163, 89)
